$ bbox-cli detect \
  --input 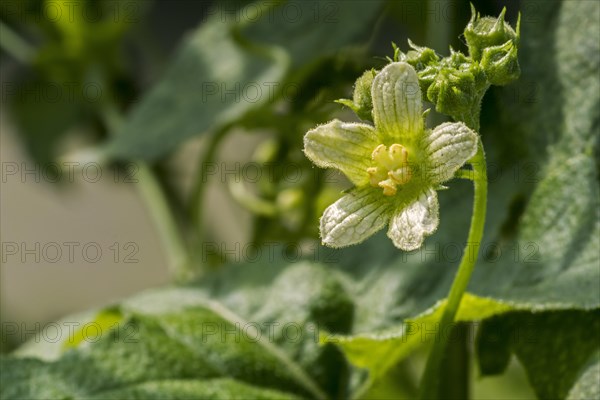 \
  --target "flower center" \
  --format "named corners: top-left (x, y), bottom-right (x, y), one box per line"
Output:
top-left (367, 144), bottom-right (413, 196)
